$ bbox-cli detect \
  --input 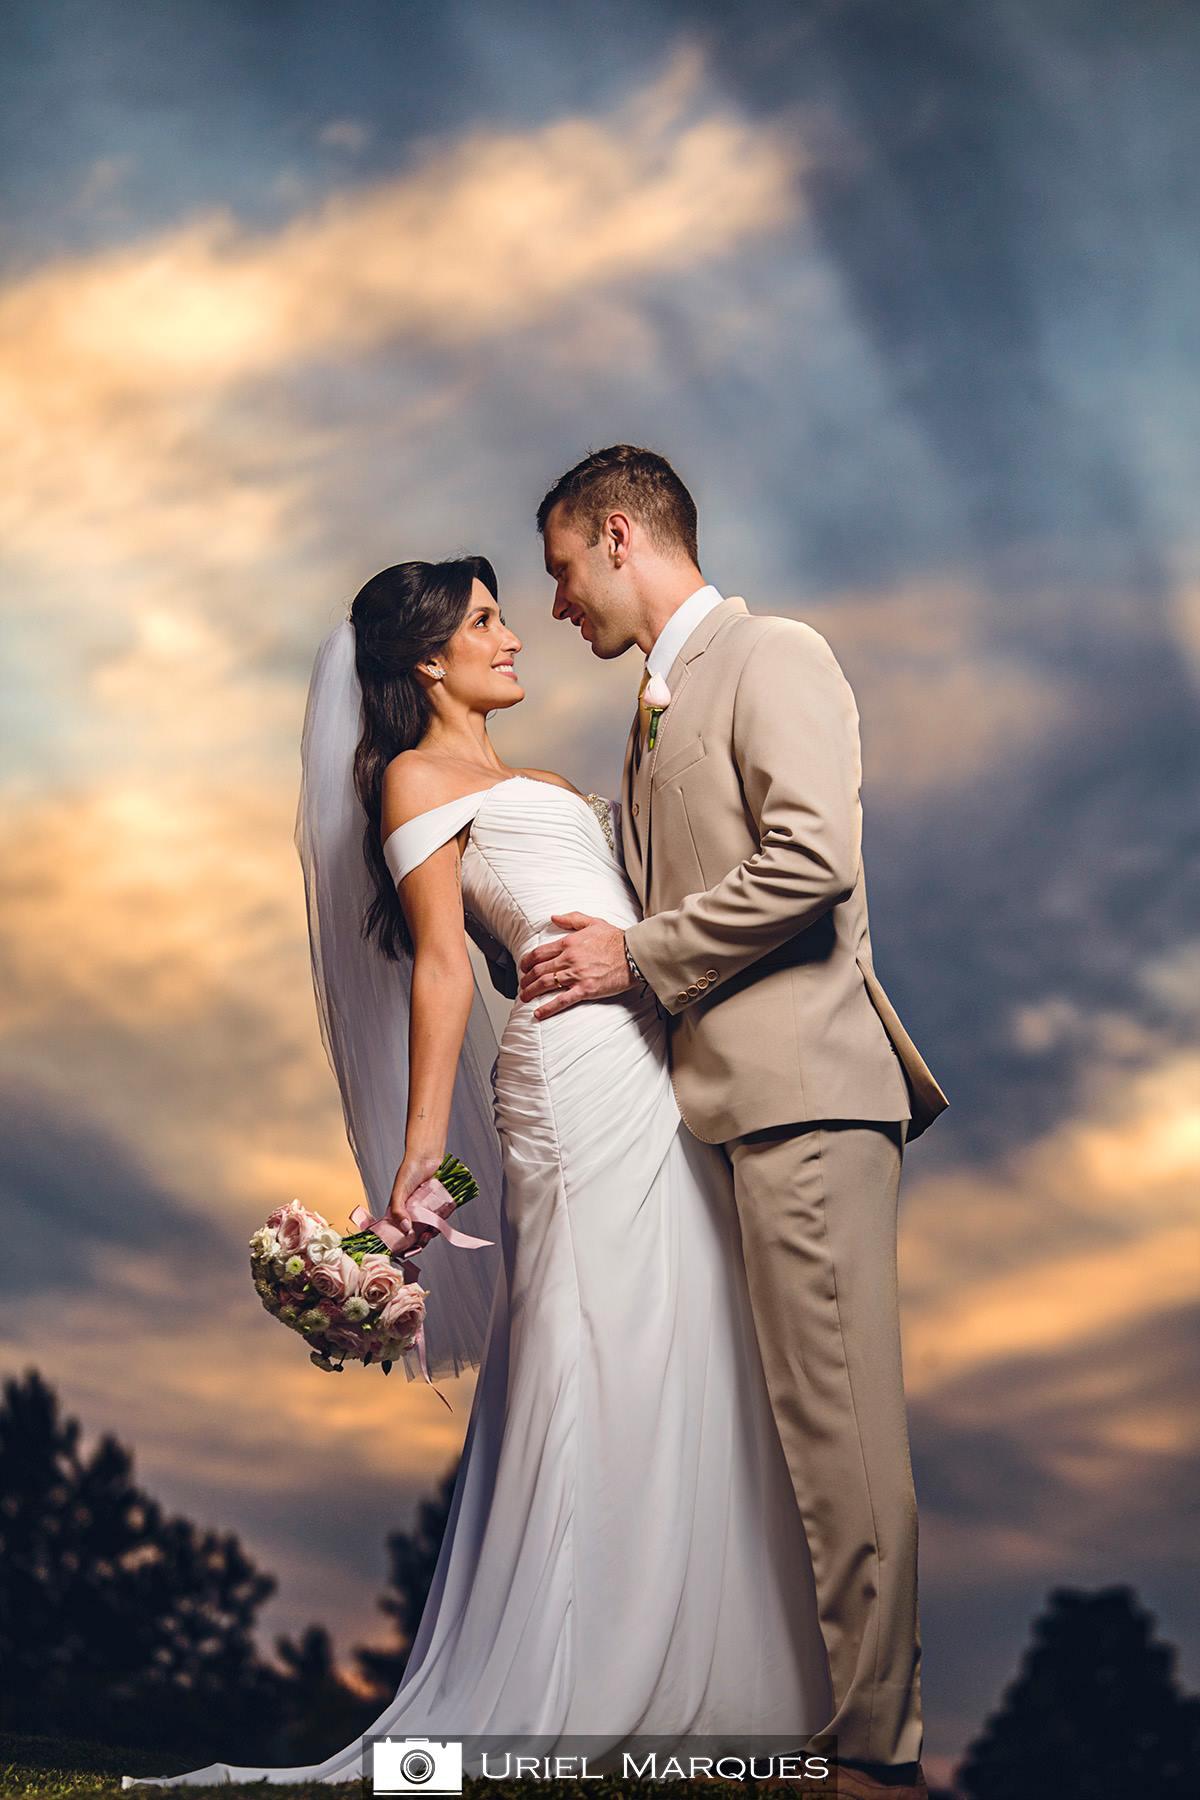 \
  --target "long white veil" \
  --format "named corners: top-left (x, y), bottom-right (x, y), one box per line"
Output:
top-left (292, 616), bottom-right (505, 1388)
